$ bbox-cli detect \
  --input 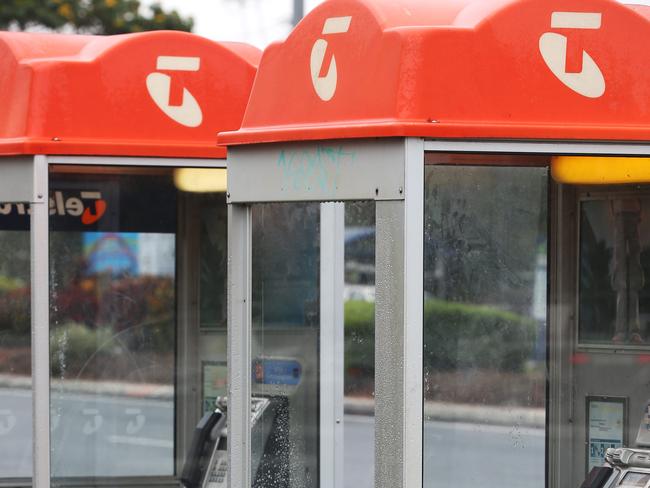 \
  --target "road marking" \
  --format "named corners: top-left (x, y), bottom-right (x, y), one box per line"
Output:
top-left (125, 408), bottom-right (146, 435)
top-left (82, 408), bottom-right (103, 435)
top-left (107, 435), bottom-right (173, 449)
top-left (425, 419), bottom-right (545, 437)
top-left (0, 410), bottom-right (16, 435)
